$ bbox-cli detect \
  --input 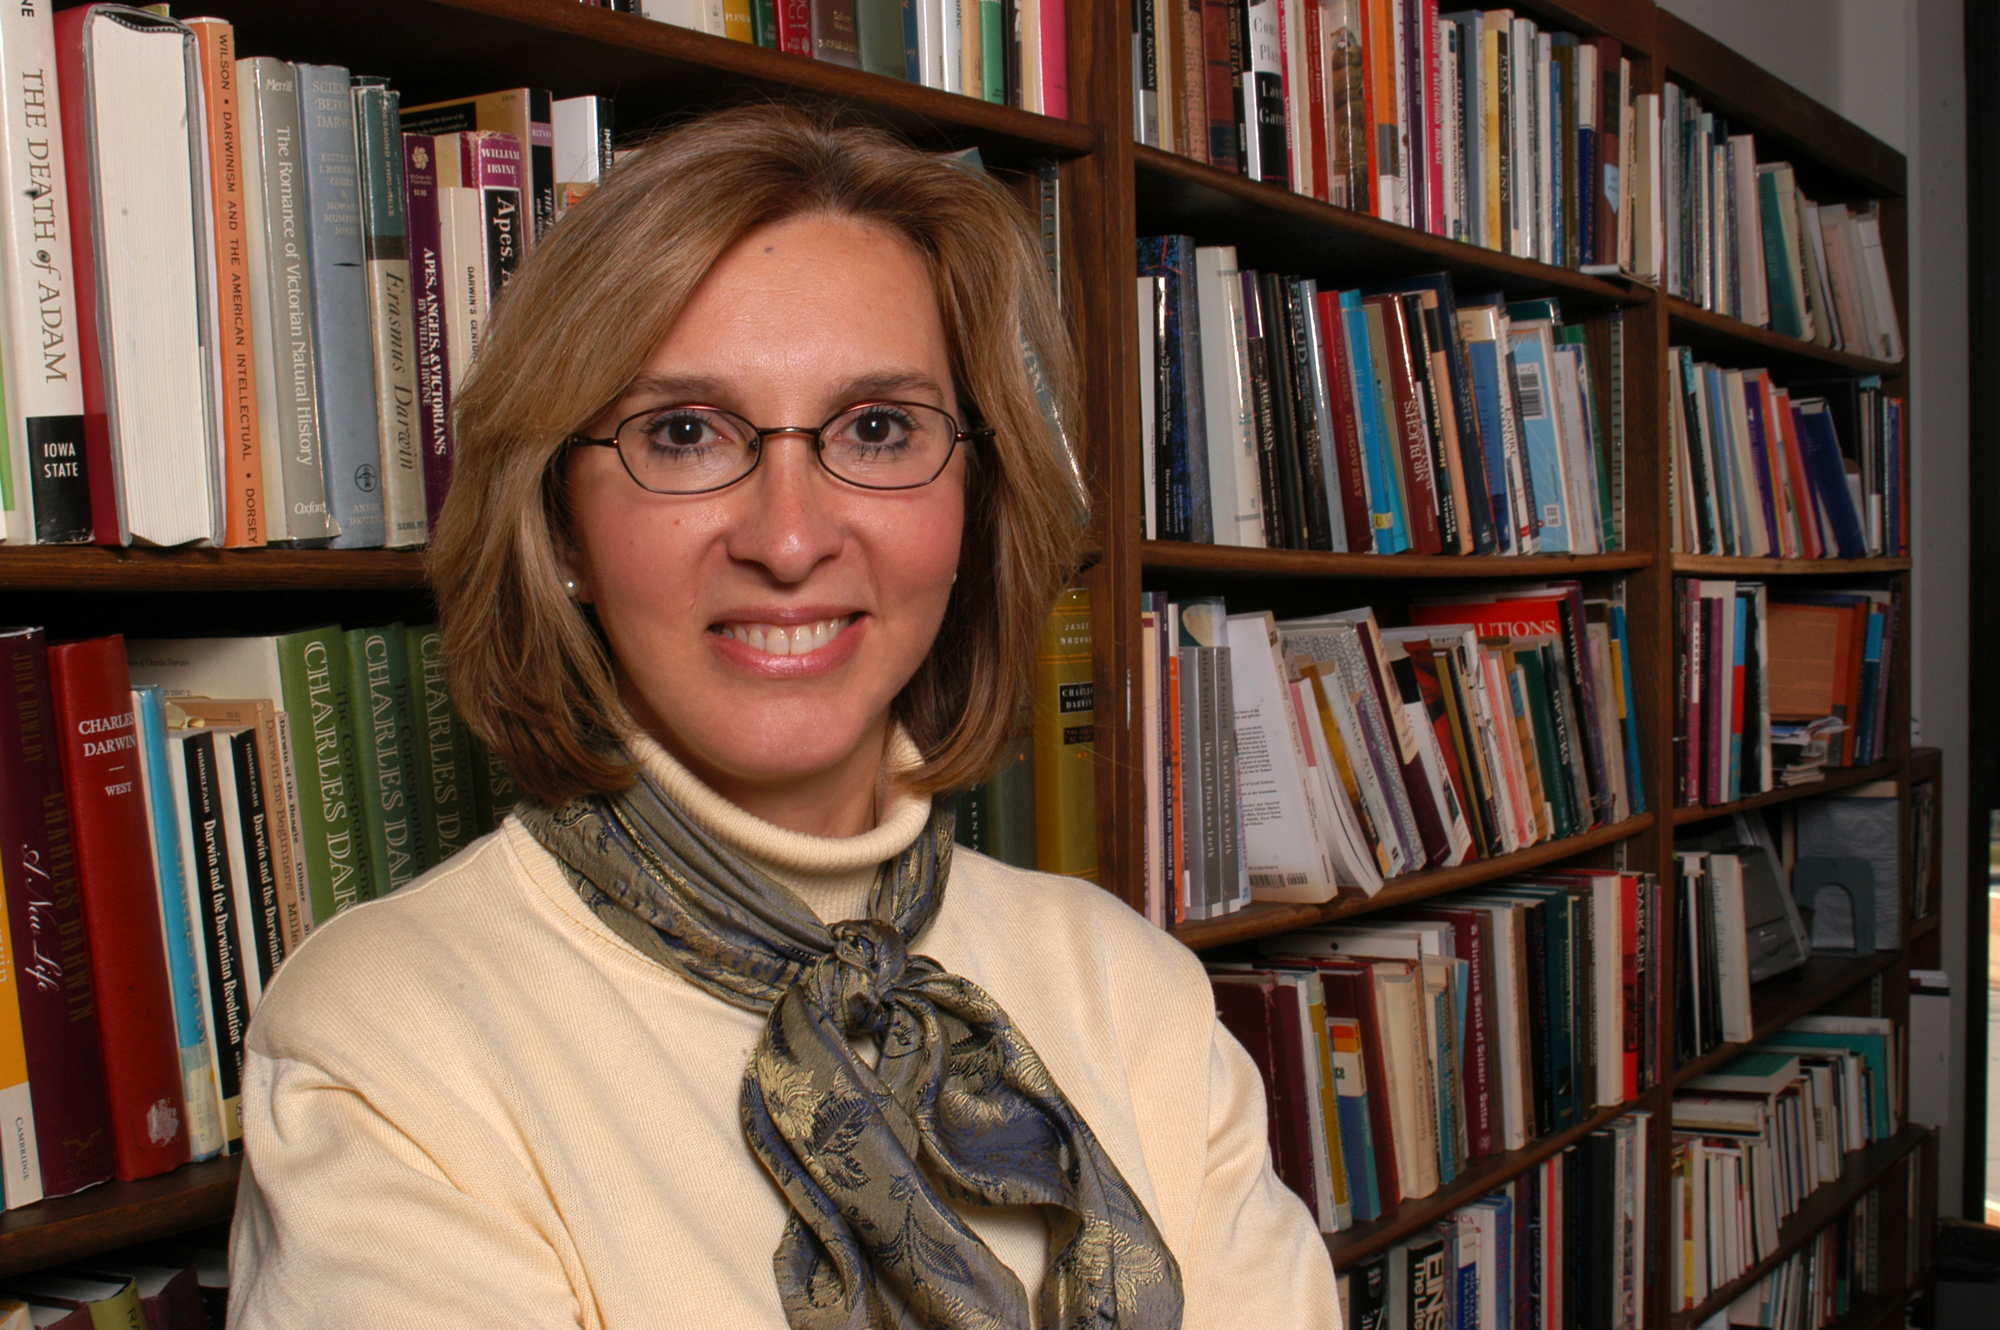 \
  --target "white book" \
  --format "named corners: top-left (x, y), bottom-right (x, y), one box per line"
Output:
top-left (1729, 136), bottom-right (1767, 327)
top-left (207, 725), bottom-right (266, 1015)
top-left (0, 0), bottom-right (87, 545)
top-left (1223, 612), bottom-right (1338, 902)
top-left (1288, 666), bottom-right (1383, 894)
top-left (1136, 276), bottom-right (1159, 541)
top-left (915, 0), bottom-right (945, 90)
top-left (1535, 31), bottom-right (1552, 263)
top-left (1303, 658), bottom-right (1402, 878)
top-left (1193, 247), bottom-right (1259, 546)
top-left (940, 0), bottom-right (961, 94)
top-left (1140, 609), bottom-right (1163, 928)
top-left (1854, 209), bottom-right (1903, 360)
top-left (1707, 853), bottom-right (1754, 1044)
top-left (550, 94), bottom-right (611, 186)
top-left (1549, 347), bottom-right (1601, 553)
top-left (438, 185), bottom-right (488, 394)
top-left (638, 0), bottom-right (706, 27)
top-left (70, 9), bottom-right (221, 547)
